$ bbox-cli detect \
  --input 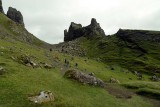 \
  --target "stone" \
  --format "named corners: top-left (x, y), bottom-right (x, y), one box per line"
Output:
top-left (30, 61), bottom-right (37, 68)
top-left (18, 55), bottom-right (37, 68)
top-left (109, 77), bottom-right (120, 83)
top-left (64, 18), bottom-right (105, 42)
top-left (64, 69), bottom-right (105, 87)
top-left (7, 7), bottom-right (24, 26)
top-left (0, 66), bottom-right (5, 75)
top-left (150, 75), bottom-right (159, 81)
top-left (0, 0), bottom-right (4, 13)
top-left (134, 71), bottom-right (143, 80)
top-left (28, 91), bottom-right (55, 104)
top-left (44, 63), bottom-right (52, 69)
